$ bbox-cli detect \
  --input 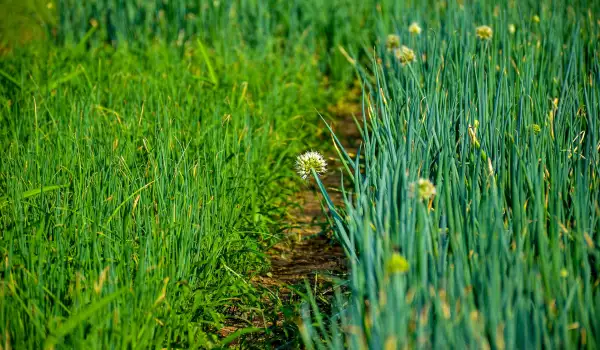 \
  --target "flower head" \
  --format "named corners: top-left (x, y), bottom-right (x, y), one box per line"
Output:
top-left (468, 120), bottom-right (480, 148)
top-left (508, 24), bottom-right (516, 34)
top-left (532, 15), bottom-right (540, 23)
top-left (411, 178), bottom-right (436, 201)
top-left (296, 151), bottom-right (327, 180)
top-left (394, 46), bottom-right (416, 65)
top-left (386, 34), bottom-right (401, 50)
top-left (408, 22), bottom-right (422, 35)
top-left (475, 25), bottom-right (493, 40)
top-left (386, 253), bottom-right (410, 275)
